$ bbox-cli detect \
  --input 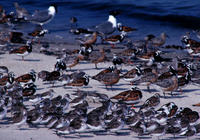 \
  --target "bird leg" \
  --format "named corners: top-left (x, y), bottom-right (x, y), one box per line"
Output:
top-left (22, 56), bottom-right (24, 61)
top-left (147, 85), bottom-right (151, 93)
top-left (163, 92), bottom-right (166, 98)
top-left (95, 63), bottom-right (98, 69)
